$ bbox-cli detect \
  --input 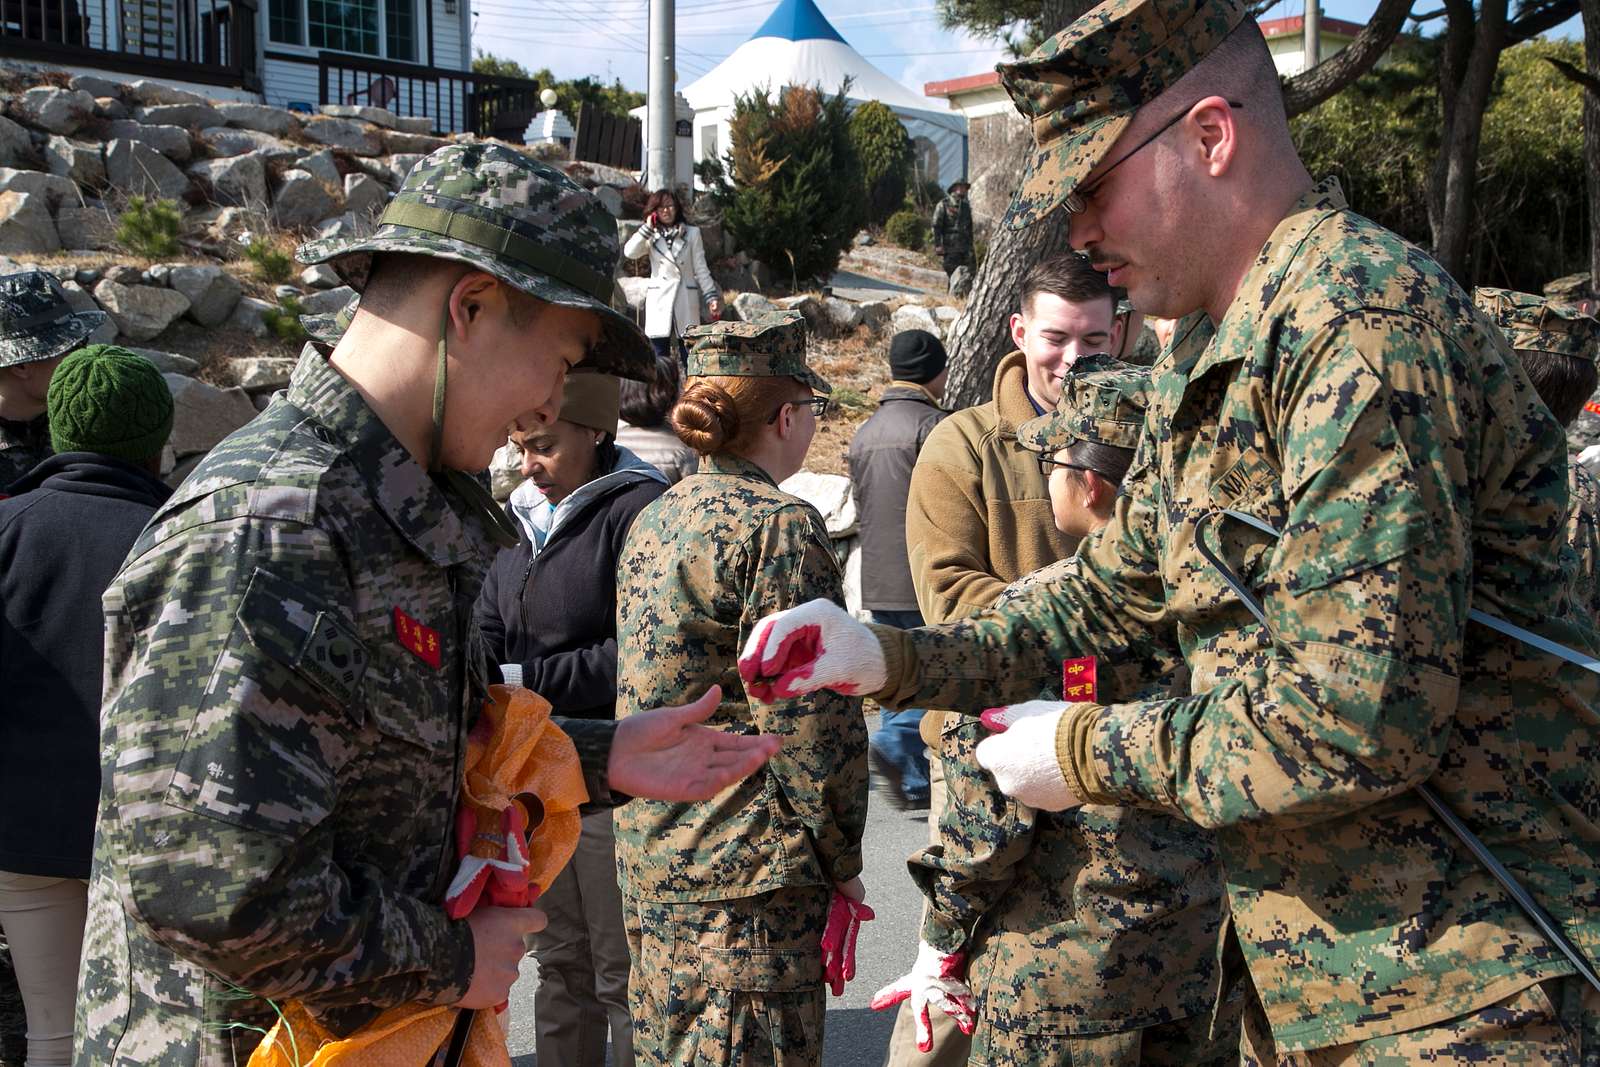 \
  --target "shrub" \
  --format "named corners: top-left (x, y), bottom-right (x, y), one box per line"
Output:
top-left (115, 197), bottom-right (182, 258)
top-left (243, 237), bottom-right (294, 283)
top-left (261, 295), bottom-right (308, 342)
top-left (703, 82), bottom-right (865, 286)
top-left (849, 101), bottom-right (913, 228)
top-left (885, 209), bottom-right (926, 251)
